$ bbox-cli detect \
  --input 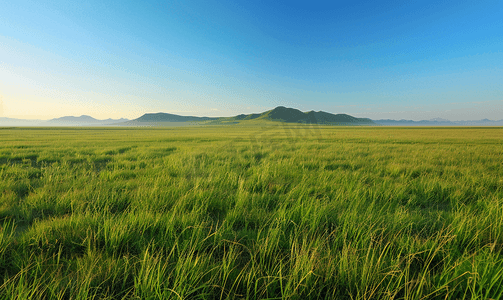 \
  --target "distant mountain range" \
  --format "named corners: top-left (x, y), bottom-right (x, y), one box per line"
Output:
top-left (47, 115), bottom-right (129, 125)
top-left (1, 107), bottom-right (502, 127)
top-left (0, 116), bottom-right (129, 127)
top-left (373, 118), bottom-right (503, 126)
